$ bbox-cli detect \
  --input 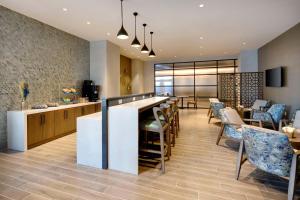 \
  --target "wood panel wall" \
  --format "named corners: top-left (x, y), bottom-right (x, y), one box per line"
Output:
top-left (120, 55), bottom-right (132, 96)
